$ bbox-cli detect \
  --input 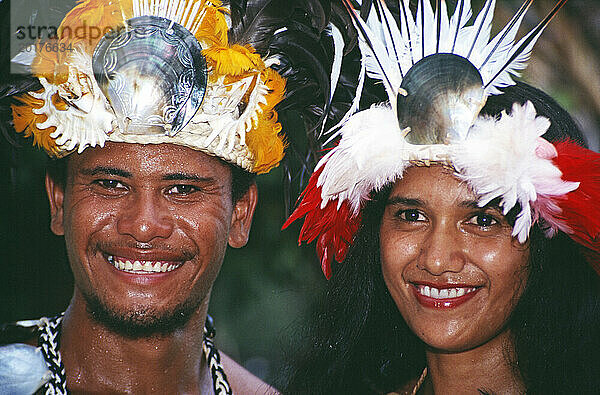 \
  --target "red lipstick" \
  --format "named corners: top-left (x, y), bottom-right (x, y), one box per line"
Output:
top-left (411, 283), bottom-right (480, 309)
